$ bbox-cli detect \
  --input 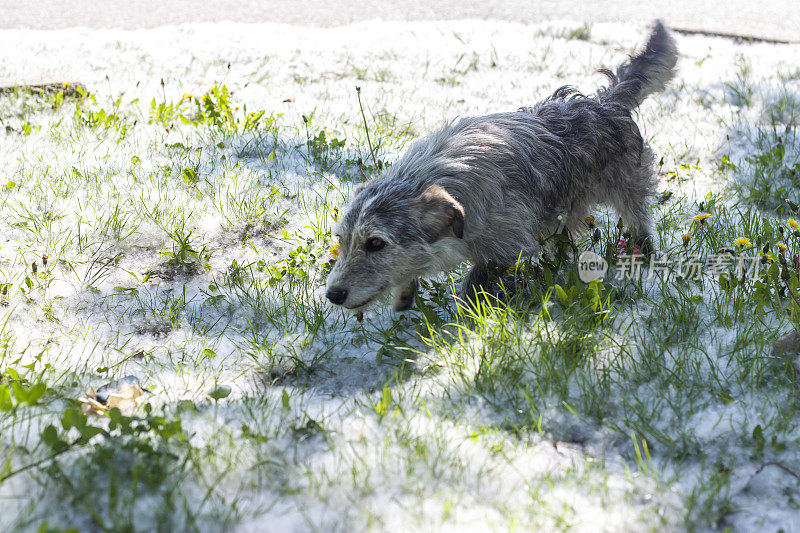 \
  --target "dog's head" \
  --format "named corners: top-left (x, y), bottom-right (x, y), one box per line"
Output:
top-left (325, 180), bottom-right (465, 312)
